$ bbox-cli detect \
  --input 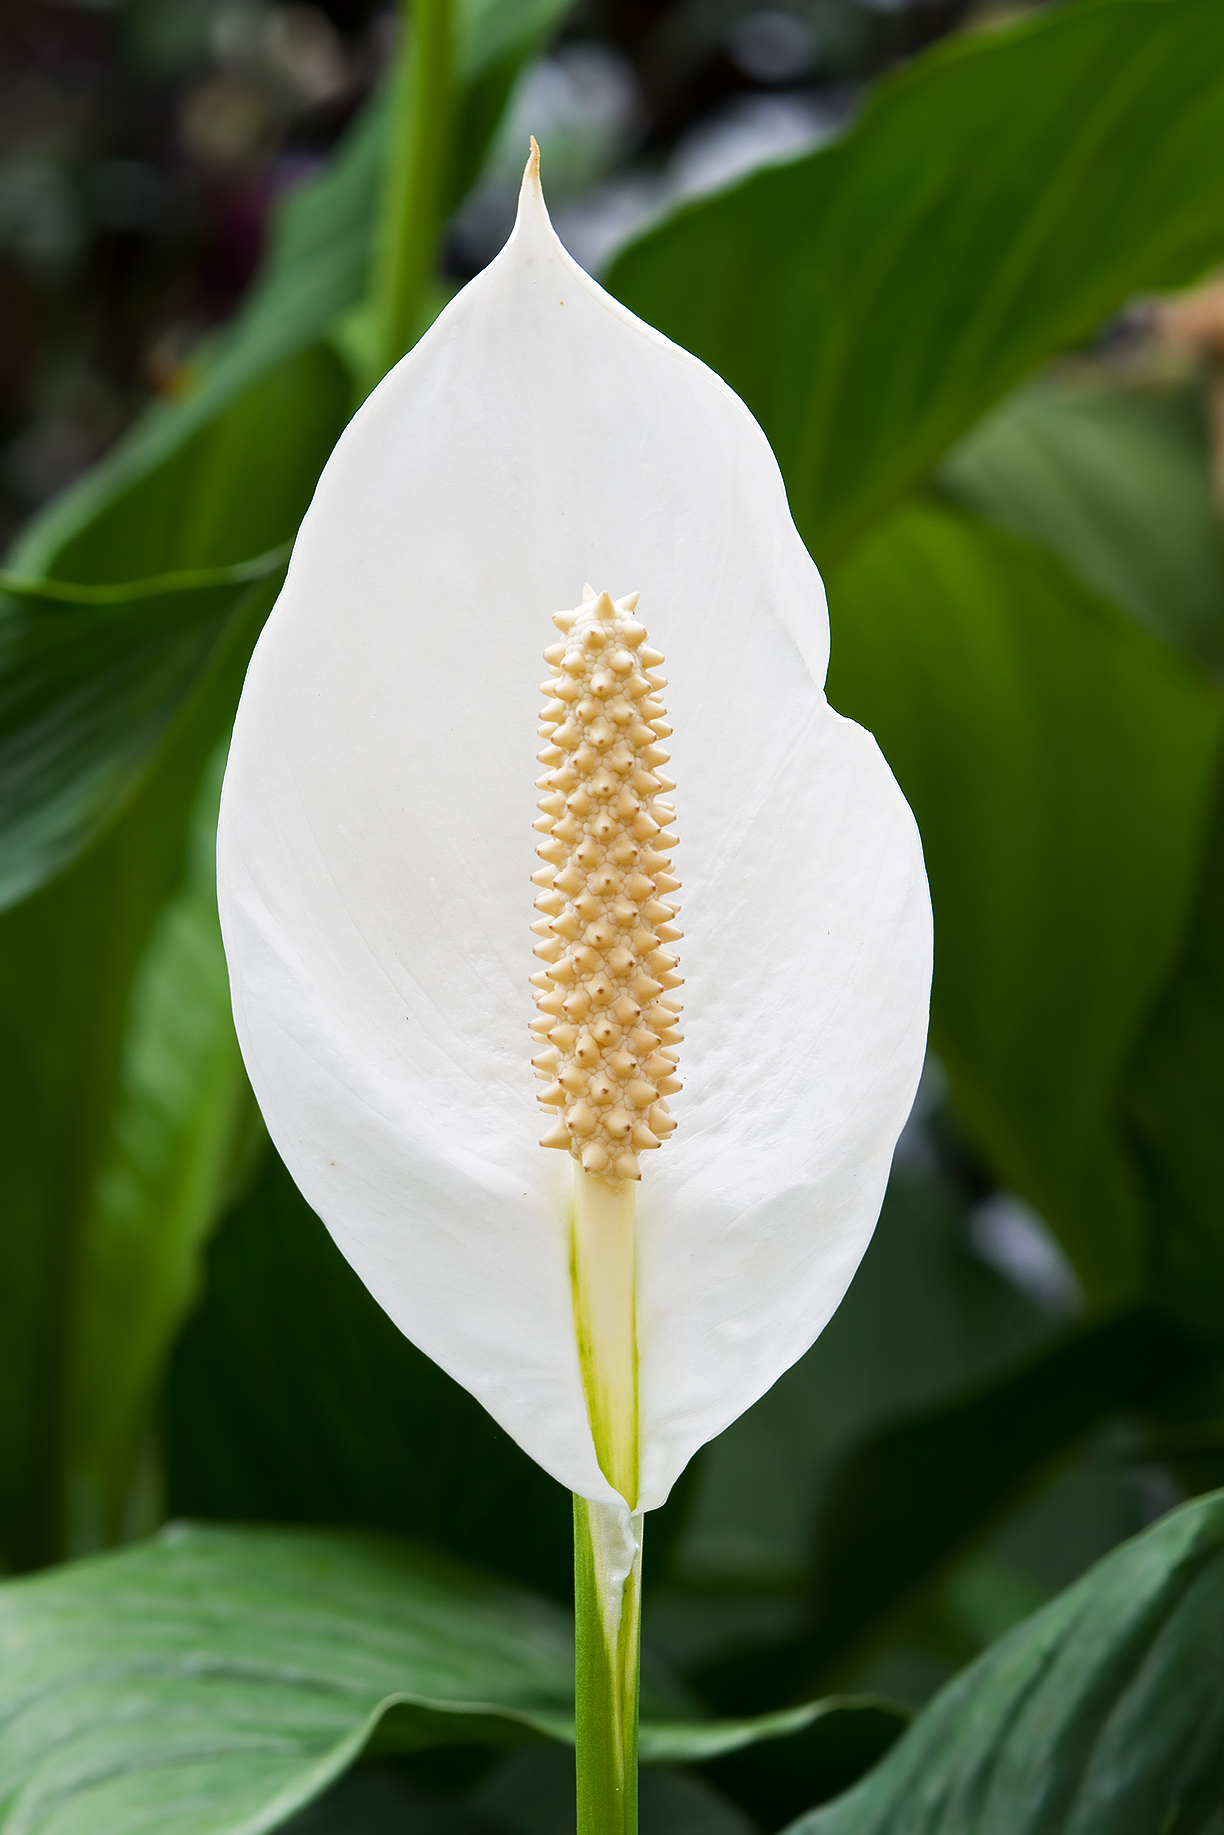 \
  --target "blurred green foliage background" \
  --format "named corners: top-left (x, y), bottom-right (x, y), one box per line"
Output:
top-left (1, 1), bottom-right (1222, 1830)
